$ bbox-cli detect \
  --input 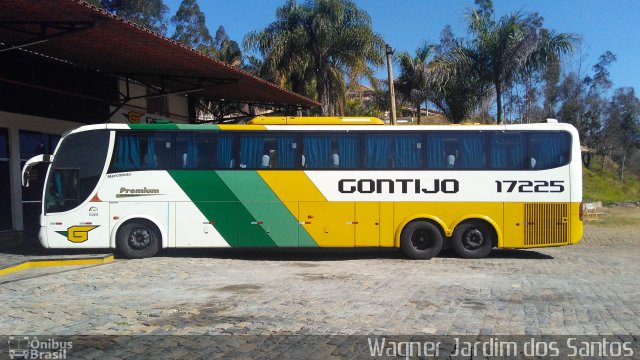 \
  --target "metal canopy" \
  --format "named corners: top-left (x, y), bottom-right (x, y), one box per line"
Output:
top-left (0, 0), bottom-right (320, 111)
